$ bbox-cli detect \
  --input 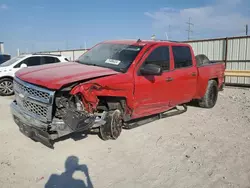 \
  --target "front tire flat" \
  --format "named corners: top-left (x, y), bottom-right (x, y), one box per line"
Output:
top-left (99, 110), bottom-right (123, 141)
